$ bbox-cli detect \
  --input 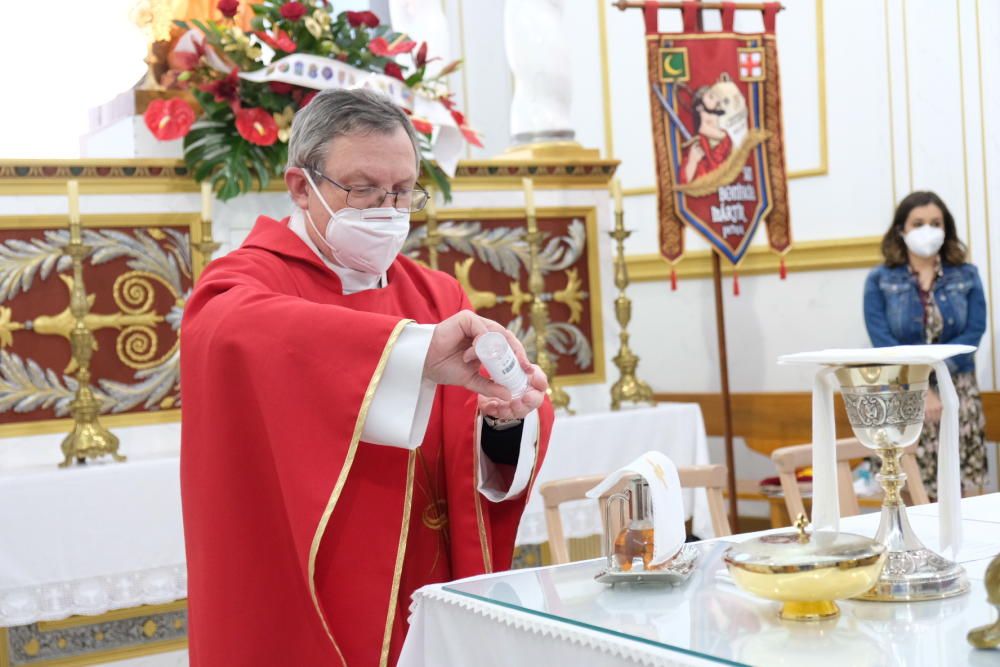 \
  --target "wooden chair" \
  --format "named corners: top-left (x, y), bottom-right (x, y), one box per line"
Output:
top-left (538, 464), bottom-right (732, 565)
top-left (770, 437), bottom-right (930, 522)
